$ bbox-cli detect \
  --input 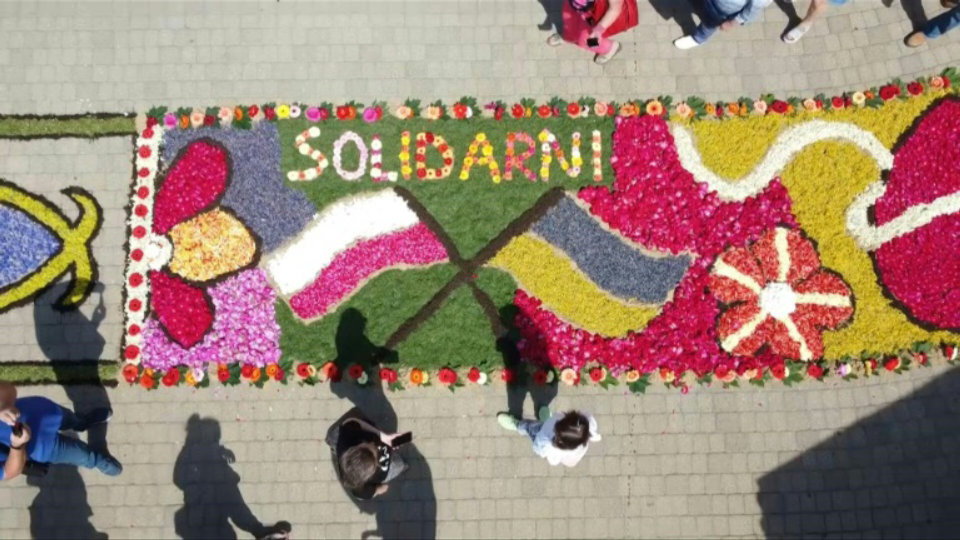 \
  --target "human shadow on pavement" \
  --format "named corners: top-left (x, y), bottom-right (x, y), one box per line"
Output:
top-left (649, 0), bottom-right (699, 36)
top-left (173, 415), bottom-right (290, 540)
top-left (758, 369), bottom-right (960, 538)
top-left (537, 0), bottom-right (564, 32)
top-left (26, 280), bottom-right (111, 539)
top-left (497, 306), bottom-right (559, 421)
top-left (329, 309), bottom-right (437, 540)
